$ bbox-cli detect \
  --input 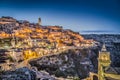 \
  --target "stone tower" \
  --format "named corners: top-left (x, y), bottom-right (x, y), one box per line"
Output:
top-left (98, 44), bottom-right (111, 80)
top-left (38, 17), bottom-right (41, 25)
